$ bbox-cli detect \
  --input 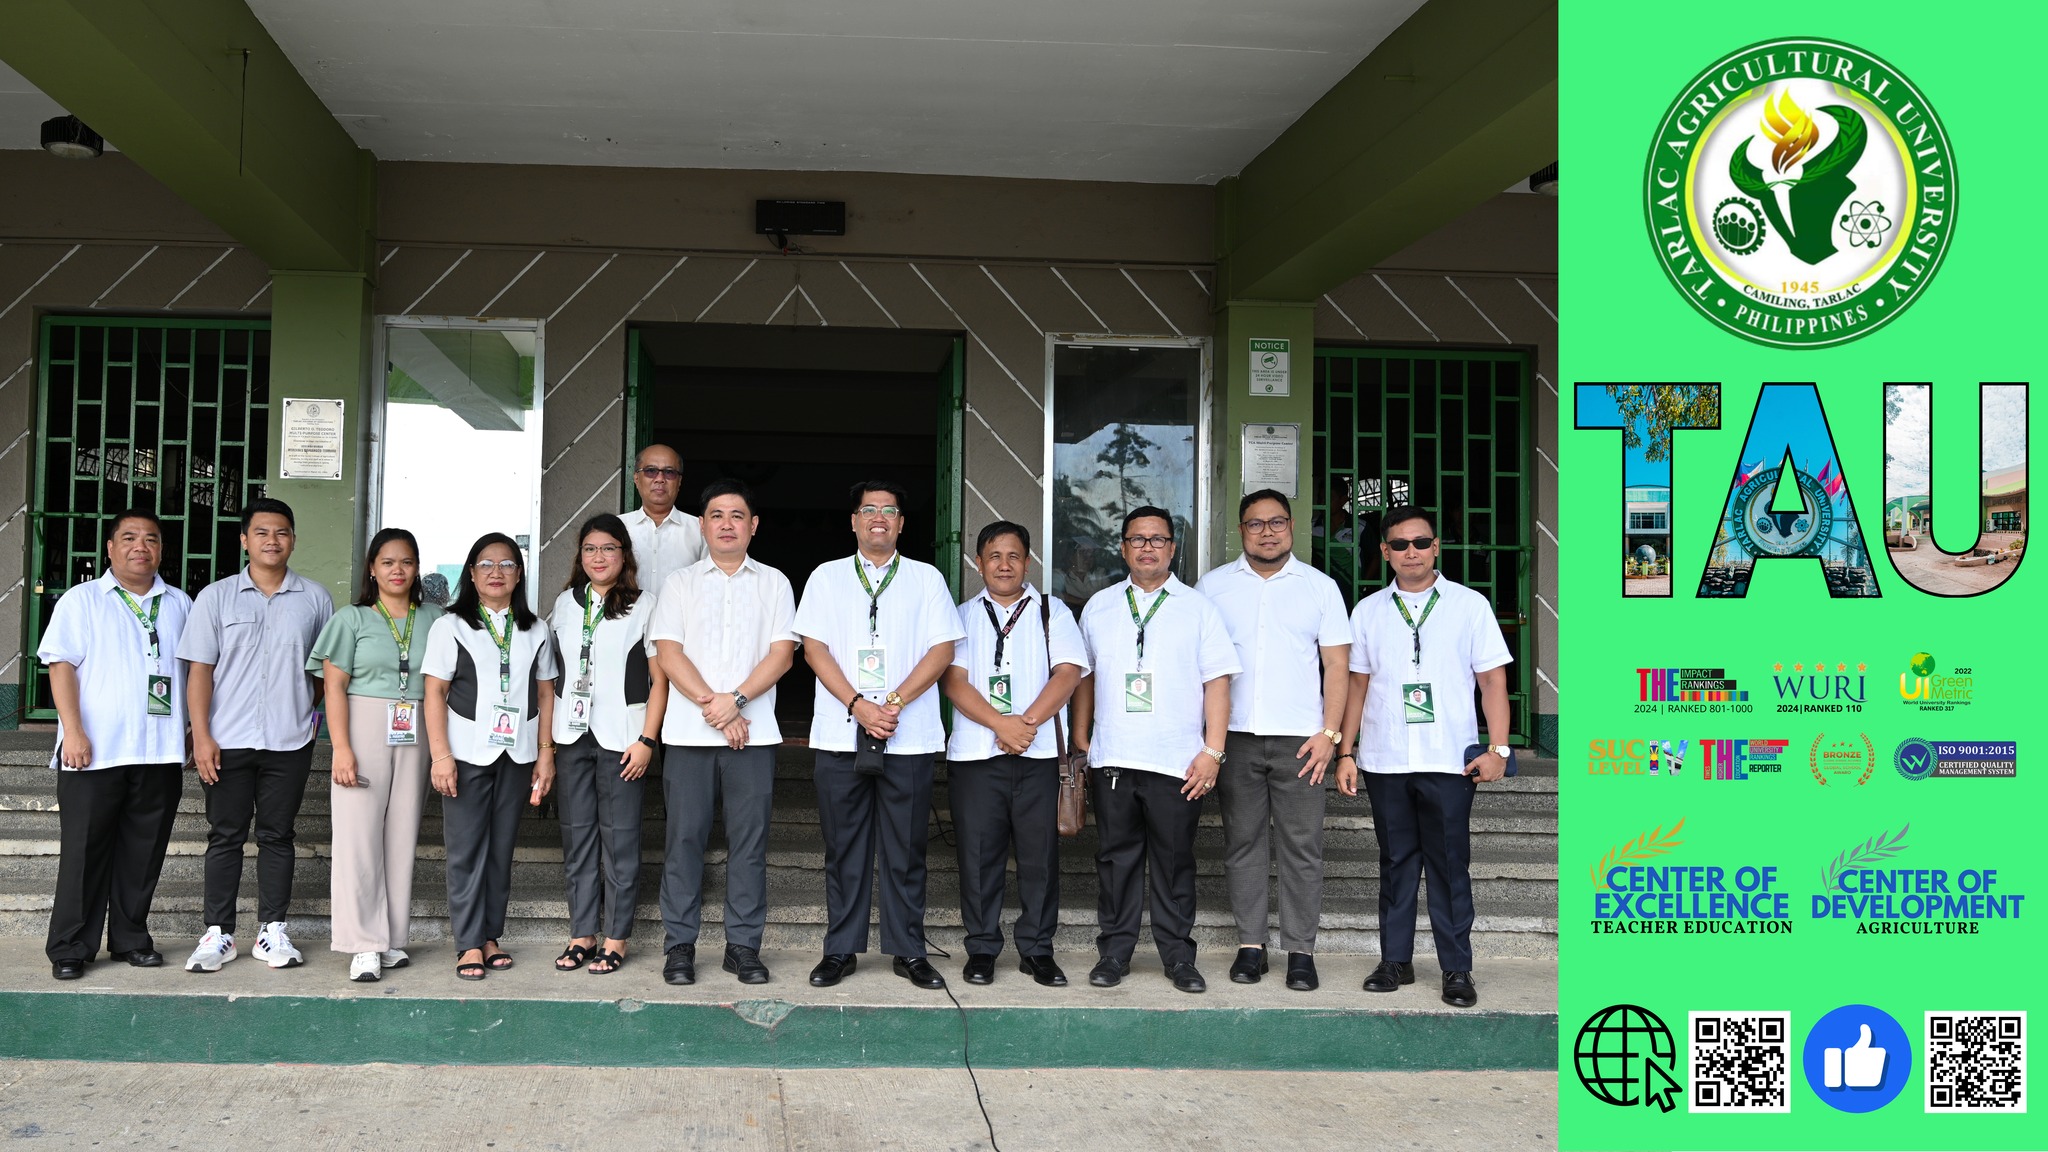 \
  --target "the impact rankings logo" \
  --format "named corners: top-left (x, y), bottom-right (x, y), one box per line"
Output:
top-left (1562, 14), bottom-right (2040, 1150)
